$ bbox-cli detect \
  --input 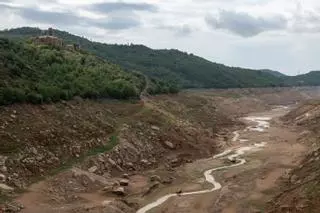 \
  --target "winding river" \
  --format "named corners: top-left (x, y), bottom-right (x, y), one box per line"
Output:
top-left (137, 116), bottom-right (271, 213)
